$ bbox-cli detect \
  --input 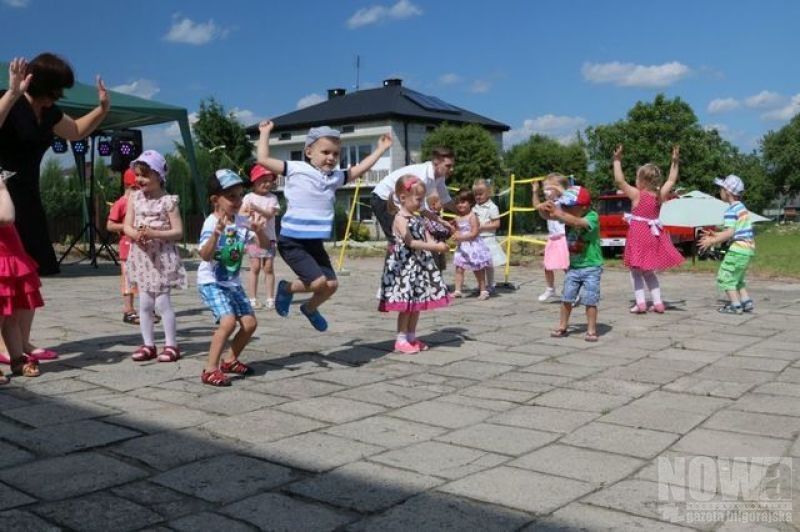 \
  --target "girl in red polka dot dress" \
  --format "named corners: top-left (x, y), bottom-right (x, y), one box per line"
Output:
top-left (613, 145), bottom-right (684, 314)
